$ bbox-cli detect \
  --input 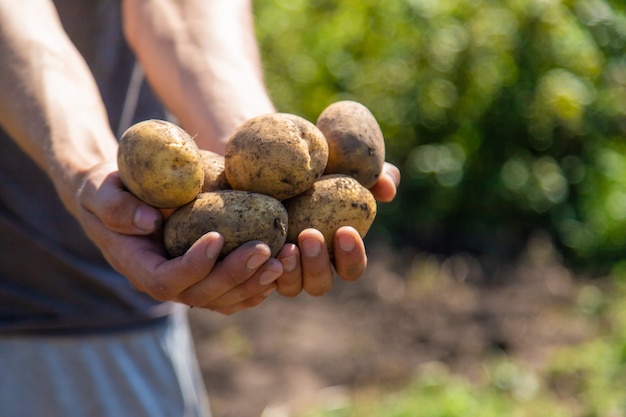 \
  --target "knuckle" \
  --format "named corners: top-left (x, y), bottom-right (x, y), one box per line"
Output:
top-left (179, 288), bottom-right (215, 308)
top-left (337, 262), bottom-right (366, 281)
top-left (239, 296), bottom-right (264, 310)
top-left (223, 269), bottom-right (244, 288)
top-left (277, 279), bottom-right (302, 297)
top-left (100, 198), bottom-right (130, 229)
top-left (207, 303), bottom-right (239, 316)
top-left (144, 279), bottom-right (176, 301)
top-left (306, 285), bottom-right (331, 297)
top-left (277, 287), bottom-right (301, 297)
